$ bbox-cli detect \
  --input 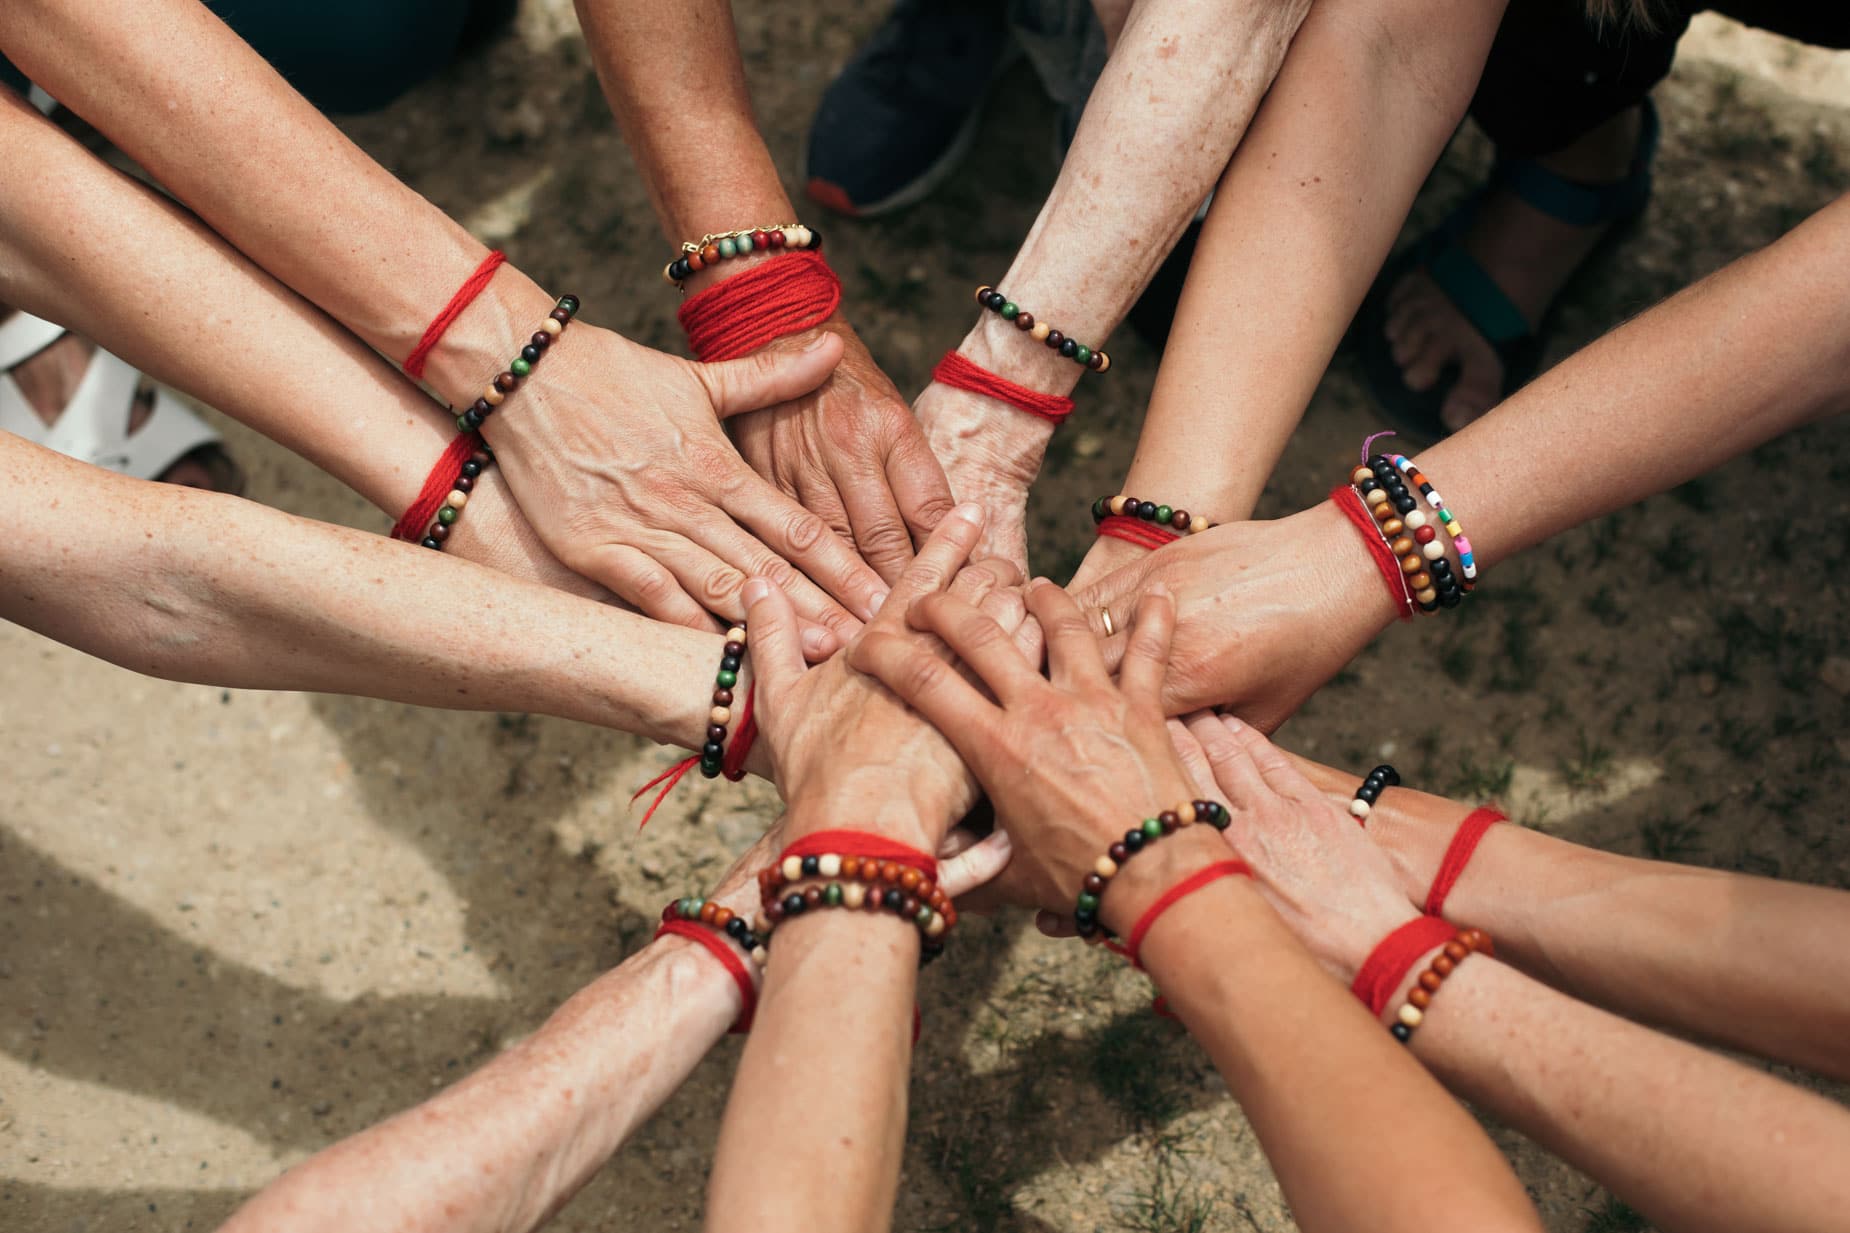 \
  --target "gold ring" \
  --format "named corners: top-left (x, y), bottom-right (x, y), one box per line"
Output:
top-left (1100, 607), bottom-right (1116, 637)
